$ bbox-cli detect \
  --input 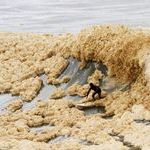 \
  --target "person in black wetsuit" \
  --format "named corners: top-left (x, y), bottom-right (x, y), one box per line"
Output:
top-left (86, 83), bottom-right (101, 100)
